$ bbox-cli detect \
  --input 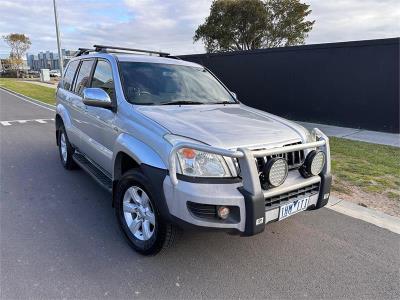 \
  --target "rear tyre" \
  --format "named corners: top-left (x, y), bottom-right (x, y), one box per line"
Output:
top-left (115, 169), bottom-right (178, 255)
top-left (58, 126), bottom-right (77, 170)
